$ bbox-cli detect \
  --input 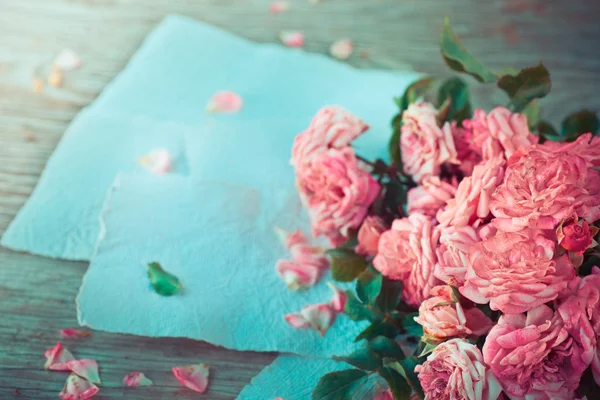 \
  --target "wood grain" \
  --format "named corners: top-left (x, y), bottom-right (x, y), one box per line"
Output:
top-left (0, 0), bottom-right (598, 398)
